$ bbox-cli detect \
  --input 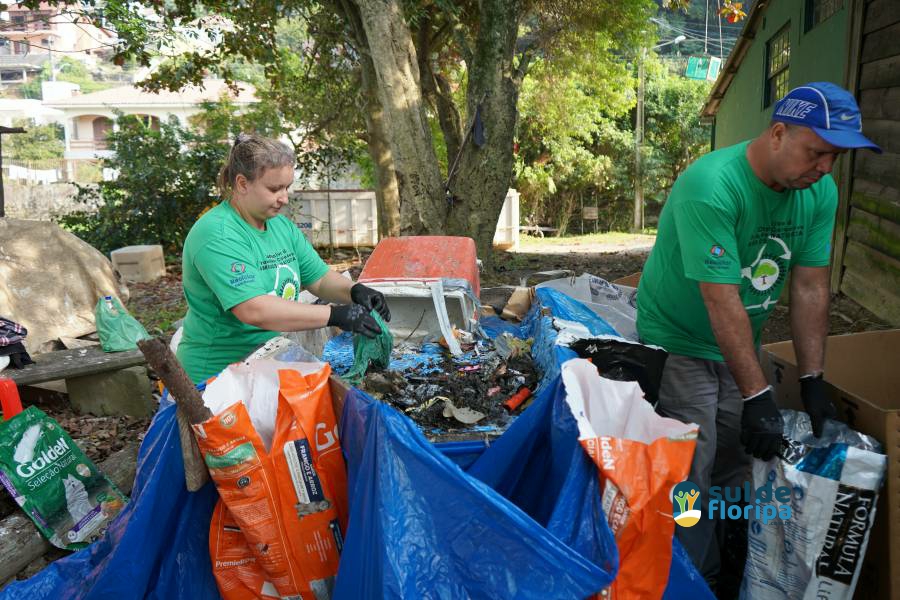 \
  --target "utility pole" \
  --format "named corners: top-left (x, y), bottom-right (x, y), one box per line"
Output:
top-left (632, 35), bottom-right (685, 233)
top-left (0, 126), bottom-right (27, 218)
top-left (633, 48), bottom-right (645, 233)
